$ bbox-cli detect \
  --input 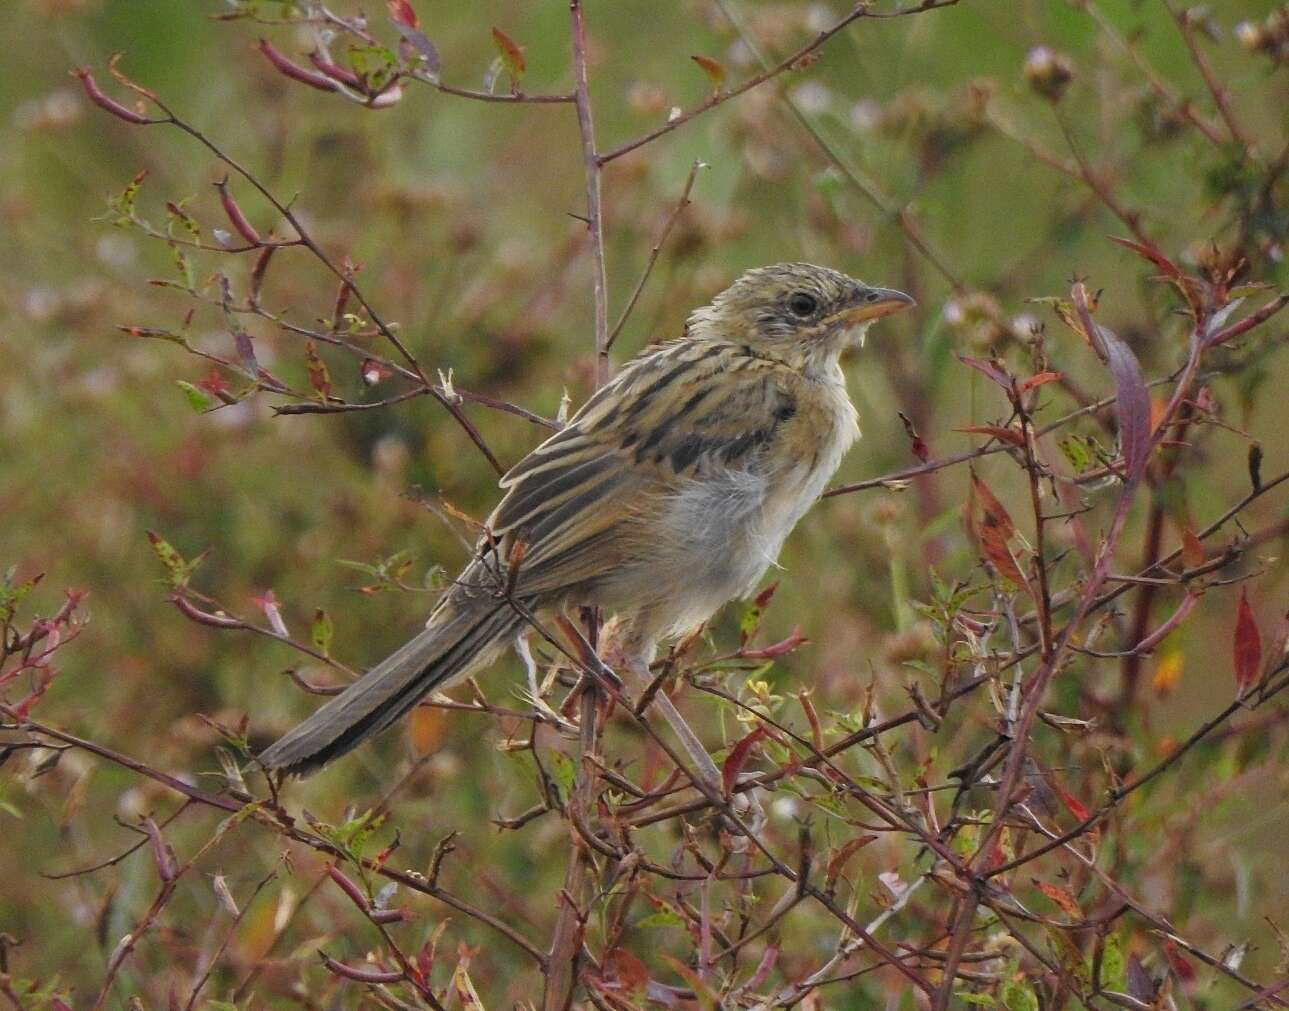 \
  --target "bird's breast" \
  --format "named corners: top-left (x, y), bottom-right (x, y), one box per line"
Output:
top-left (647, 378), bottom-right (858, 628)
top-left (758, 379), bottom-right (858, 550)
